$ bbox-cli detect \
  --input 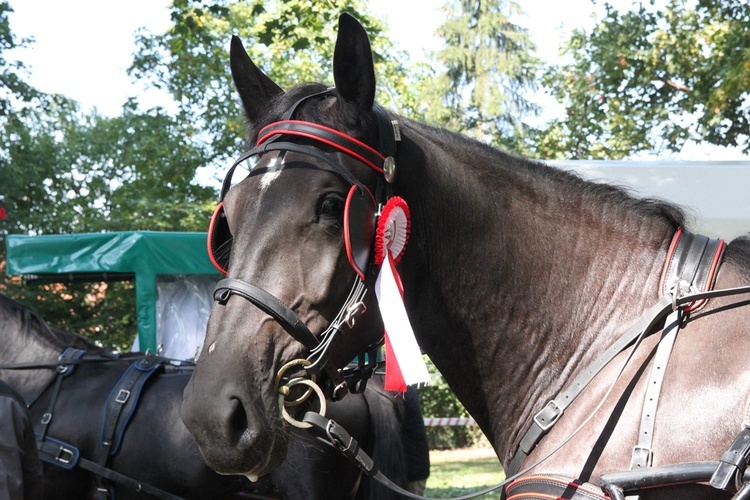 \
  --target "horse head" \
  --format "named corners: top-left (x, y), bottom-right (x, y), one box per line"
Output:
top-left (181, 14), bottom-right (393, 478)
